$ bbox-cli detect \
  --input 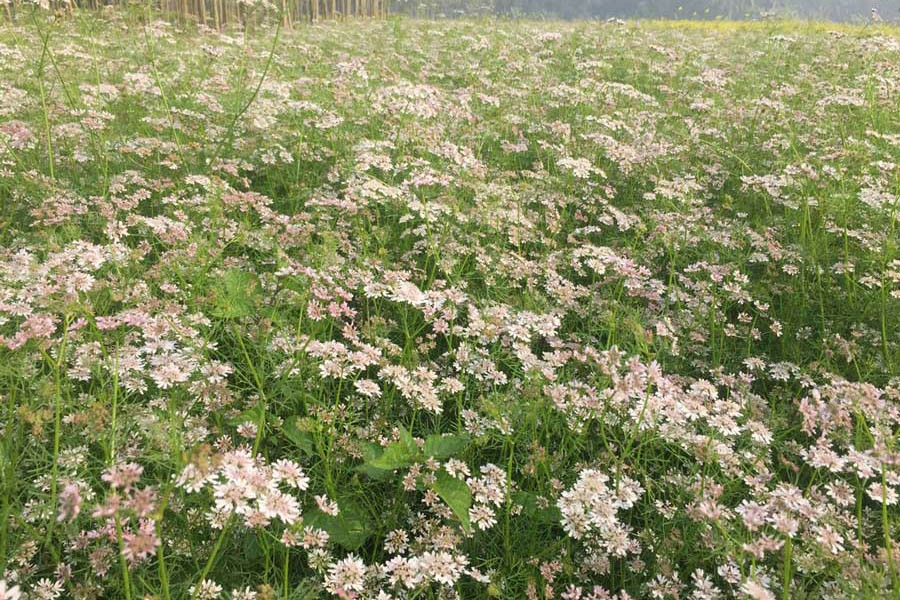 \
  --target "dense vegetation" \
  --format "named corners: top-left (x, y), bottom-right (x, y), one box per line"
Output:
top-left (0, 12), bottom-right (898, 600)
